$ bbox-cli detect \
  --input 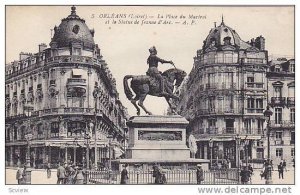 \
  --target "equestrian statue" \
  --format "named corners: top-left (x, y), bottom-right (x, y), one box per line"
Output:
top-left (123, 46), bottom-right (186, 115)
